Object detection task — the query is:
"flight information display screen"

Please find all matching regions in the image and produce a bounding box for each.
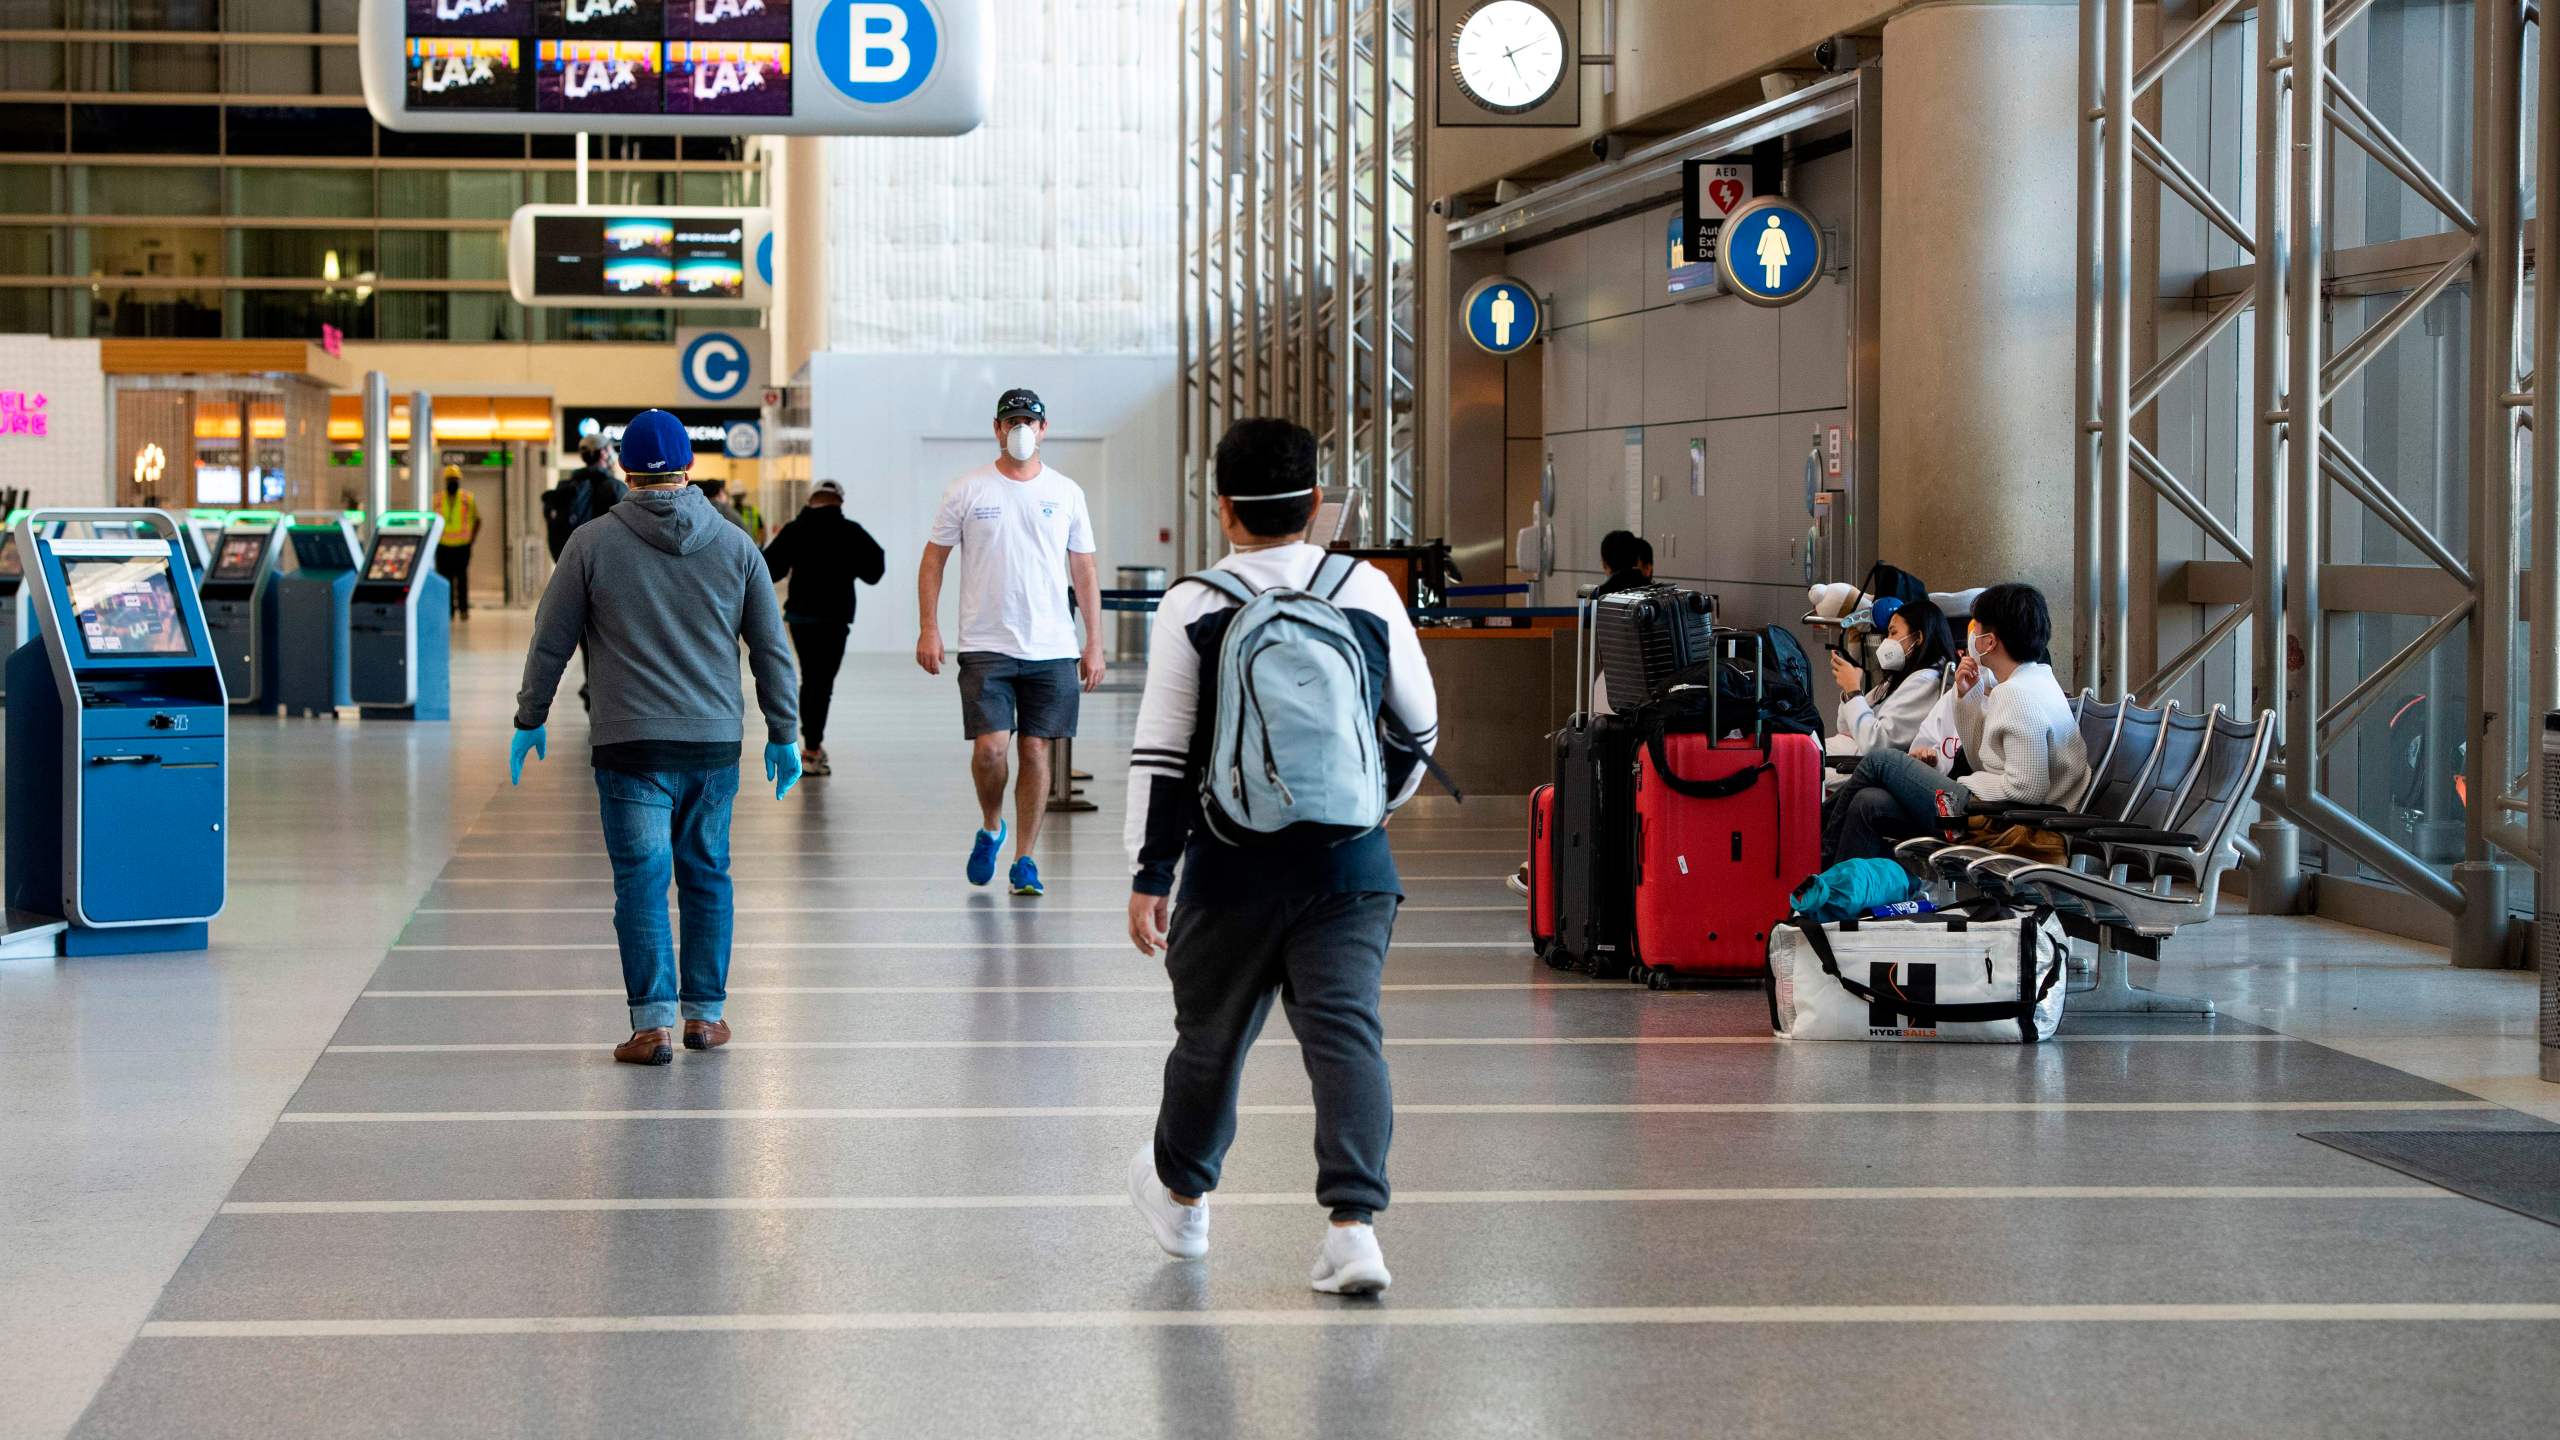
[530,214,748,298]
[210,534,272,583]
[366,535,426,584]
[64,556,193,658]
[400,0,790,115]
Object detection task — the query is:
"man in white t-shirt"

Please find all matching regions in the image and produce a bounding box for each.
[915,388,1106,896]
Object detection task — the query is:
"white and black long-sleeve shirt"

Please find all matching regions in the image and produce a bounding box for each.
[1125,543,1440,901]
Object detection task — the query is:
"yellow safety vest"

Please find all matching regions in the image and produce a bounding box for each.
[437,490,478,546]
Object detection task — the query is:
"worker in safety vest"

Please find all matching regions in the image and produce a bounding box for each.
[435,464,481,620]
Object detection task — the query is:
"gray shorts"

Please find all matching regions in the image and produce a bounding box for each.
[958,652,1081,740]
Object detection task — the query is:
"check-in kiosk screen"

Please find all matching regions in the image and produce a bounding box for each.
[0,536,20,580]
[64,556,194,658]
[366,535,426,584]
[402,0,791,115]
[211,534,270,582]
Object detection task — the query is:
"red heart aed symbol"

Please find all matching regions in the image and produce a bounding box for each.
[1708,179,1745,214]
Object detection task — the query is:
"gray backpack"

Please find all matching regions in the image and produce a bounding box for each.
[1182,553,1386,846]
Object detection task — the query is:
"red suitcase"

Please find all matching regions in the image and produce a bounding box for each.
[1527,783,1558,954]
[1629,718,1821,988]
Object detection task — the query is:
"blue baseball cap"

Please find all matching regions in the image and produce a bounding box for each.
[618,409,693,476]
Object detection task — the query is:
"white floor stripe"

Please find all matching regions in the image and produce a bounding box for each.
[389,941,1516,952]
[319,1034,2297,1053]
[137,1302,2560,1340]
[360,983,1621,997]
[449,849,1519,859]
[411,905,1521,916]
[278,1100,2498,1124]
[428,875,1511,885]
[217,1184,2444,1217]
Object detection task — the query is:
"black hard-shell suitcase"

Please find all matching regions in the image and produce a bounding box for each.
[1549,591,1639,980]
[1595,584,1715,712]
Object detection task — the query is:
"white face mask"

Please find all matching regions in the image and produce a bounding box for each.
[1005,424,1039,463]
[1874,638,1908,672]
[1968,629,1997,661]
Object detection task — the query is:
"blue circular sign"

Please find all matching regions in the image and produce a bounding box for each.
[816,0,941,105]
[755,232,774,287]
[681,332,752,402]
[1460,275,1541,356]
[1715,197,1824,308]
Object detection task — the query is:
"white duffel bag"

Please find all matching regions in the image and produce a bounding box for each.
[1767,908,2069,1043]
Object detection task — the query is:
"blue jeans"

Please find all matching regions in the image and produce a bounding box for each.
[1829,748,1975,862]
[595,766,739,1031]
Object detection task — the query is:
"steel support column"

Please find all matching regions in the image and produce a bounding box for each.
[2538,0,2560,836]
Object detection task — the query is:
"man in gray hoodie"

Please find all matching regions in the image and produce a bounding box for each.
[511,408,802,1066]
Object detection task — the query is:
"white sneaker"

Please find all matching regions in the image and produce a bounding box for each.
[1309,1222,1392,1295]
[1128,1144,1209,1259]
[1505,864,1531,898]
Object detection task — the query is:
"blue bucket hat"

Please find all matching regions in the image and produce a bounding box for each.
[618,409,693,476]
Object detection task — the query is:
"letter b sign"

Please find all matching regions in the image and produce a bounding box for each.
[818,0,941,104]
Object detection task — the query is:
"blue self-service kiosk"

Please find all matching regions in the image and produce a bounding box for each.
[350,510,449,721]
[4,509,224,956]
[272,511,360,717]
[200,511,284,712]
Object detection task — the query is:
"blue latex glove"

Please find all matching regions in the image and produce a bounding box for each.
[764,740,802,800]
[510,725,546,785]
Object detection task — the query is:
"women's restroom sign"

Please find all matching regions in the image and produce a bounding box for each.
[1715,196,1824,308]
[1461,275,1542,356]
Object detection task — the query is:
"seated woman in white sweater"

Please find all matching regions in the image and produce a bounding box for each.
[1826,597,1958,770]
[1828,583,2091,862]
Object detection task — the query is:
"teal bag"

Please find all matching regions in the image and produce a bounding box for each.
[1789,858,1919,923]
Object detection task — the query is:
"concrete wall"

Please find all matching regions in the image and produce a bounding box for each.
[1491,148,1859,641]
[0,336,106,507]
[805,352,1178,653]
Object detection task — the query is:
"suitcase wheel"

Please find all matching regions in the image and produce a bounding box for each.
[1648,970,1673,992]
[1544,949,1577,973]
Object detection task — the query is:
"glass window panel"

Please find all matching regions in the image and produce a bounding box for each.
[228,44,362,98]
[679,136,748,164]
[377,291,524,342]
[231,289,375,341]
[0,286,54,335]
[227,166,373,218]
[67,43,221,93]
[0,165,62,213]
[542,307,671,343]
[228,226,374,280]
[70,165,220,216]
[677,171,753,207]
[226,0,360,30]
[377,228,503,281]
[75,225,221,283]
[378,129,522,160]
[1,42,64,91]
[67,0,218,27]
[226,106,372,157]
[0,102,67,151]
[83,287,222,337]
[0,227,62,275]
[72,103,219,154]
[0,0,66,26]
[379,169,518,219]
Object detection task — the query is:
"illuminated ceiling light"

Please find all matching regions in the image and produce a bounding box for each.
[322,249,342,283]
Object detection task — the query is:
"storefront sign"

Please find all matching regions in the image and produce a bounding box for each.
[0,390,49,437]
[565,406,759,450]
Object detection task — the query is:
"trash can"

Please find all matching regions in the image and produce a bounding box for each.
[1115,565,1167,663]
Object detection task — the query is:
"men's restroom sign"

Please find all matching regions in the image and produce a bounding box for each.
[1460,275,1541,356]
[1715,196,1824,308]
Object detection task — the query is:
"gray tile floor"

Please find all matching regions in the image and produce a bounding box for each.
[15,614,2560,1438]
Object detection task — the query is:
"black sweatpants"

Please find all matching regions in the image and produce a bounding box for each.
[1153,890,1397,1222]
[434,541,472,615]
[789,620,848,747]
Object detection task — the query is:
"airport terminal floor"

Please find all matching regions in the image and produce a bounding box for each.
[6,616,2560,1439]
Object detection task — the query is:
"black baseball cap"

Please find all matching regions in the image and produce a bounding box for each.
[995,388,1045,424]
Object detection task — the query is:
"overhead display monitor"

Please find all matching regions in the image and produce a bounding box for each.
[64,556,195,659]
[360,0,990,136]
[507,205,774,307]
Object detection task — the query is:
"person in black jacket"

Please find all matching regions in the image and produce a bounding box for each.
[543,436,629,561]
[763,480,885,776]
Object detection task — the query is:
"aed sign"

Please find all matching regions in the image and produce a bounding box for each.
[356,0,990,136]
[1460,275,1541,356]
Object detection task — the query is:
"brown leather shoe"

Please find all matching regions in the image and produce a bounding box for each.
[683,1018,731,1051]
[614,1028,674,1065]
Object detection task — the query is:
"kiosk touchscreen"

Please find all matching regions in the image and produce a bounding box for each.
[180,509,228,589]
[272,513,360,717]
[200,512,284,711]
[350,510,450,721]
[3,509,223,955]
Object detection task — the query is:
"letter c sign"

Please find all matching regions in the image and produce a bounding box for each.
[818,0,941,105]
[682,332,752,403]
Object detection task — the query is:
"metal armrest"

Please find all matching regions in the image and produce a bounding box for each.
[1966,800,2065,820]
[2083,826,2200,847]
[2032,814,2116,834]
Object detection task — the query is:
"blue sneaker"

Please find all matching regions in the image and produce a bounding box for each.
[967,821,1007,887]
[1008,855,1045,897]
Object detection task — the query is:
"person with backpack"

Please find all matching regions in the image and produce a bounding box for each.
[544,436,627,561]
[1826,596,1957,757]
[763,480,886,777]
[1122,417,1440,1297]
